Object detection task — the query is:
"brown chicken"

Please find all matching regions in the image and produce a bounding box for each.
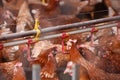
[30,41,62,80]
[53,39,90,80]
[0,46,26,80]
[16,0,34,32]
[31,47,57,67]
[2,0,25,10]
[0,7,16,32]
[105,0,120,16]
[69,42,120,80]
[31,41,61,60]
[55,52,70,67]
[0,60,16,80]
[0,27,27,80]
[40,52,59,80]
[0,60,26,80]
[76,28,120,74]
[12,62,26,80]
[64,61,90,80]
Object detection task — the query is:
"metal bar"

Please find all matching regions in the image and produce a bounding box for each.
[72,64,80,80]
[0,16,120,40]
[0,30,36,40]
[3,23,117,47]
[39,15,120,32]
[32,64,41,80]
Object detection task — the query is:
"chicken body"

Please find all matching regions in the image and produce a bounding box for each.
[70,42,120,80]
[0,60,26,80]
[16,0,34,32]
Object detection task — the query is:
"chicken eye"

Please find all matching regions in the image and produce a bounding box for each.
[86,35,91,42]
[51,47,57,57]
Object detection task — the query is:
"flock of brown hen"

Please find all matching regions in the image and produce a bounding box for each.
[0,0,120,80]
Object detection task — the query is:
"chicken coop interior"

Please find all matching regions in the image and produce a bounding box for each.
[0,0,120,80]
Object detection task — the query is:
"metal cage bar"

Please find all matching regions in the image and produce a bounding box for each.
[2,23,117,47]
[72,64,80,80]
[32,64,41,80]
[0,15,120,41]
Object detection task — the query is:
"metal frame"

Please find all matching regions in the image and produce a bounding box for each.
[2,23,117,47]
[72,64,80,80]
[0,15,120,41]
[32,64,41,80]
